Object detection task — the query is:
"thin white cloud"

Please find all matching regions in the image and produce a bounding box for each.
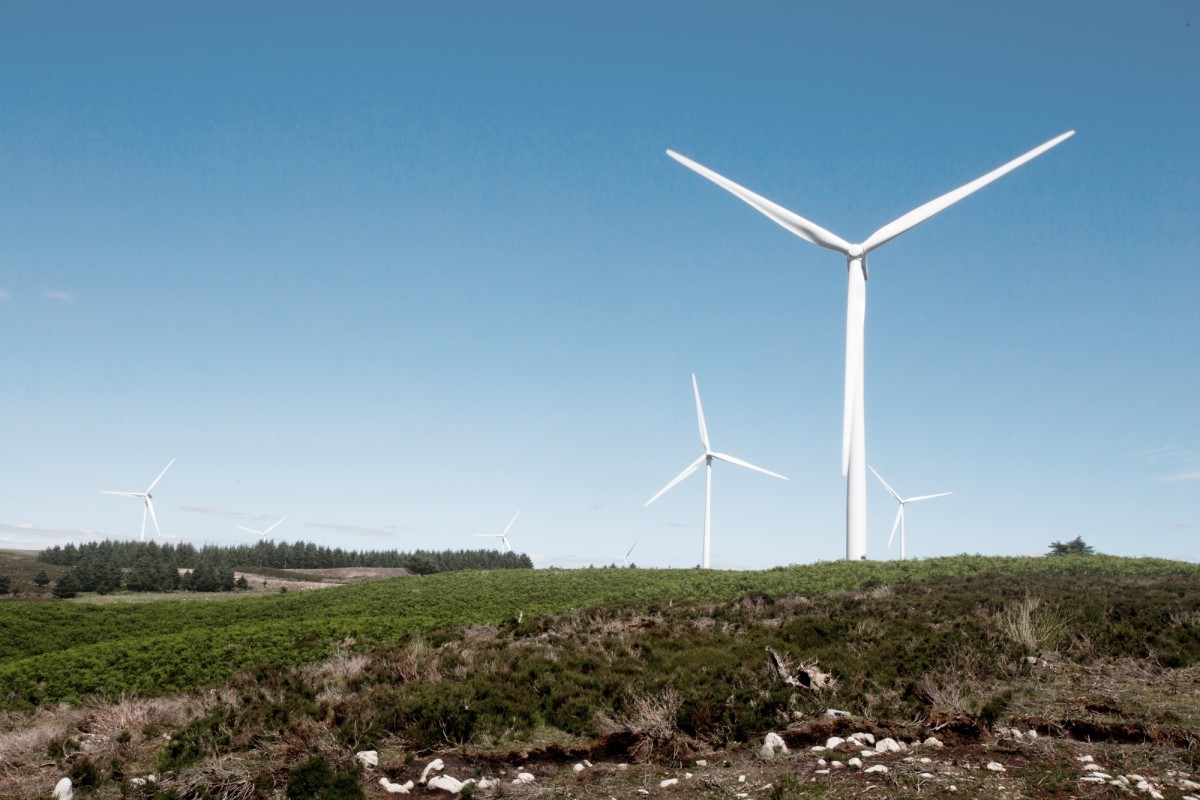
[1141,446,1200,483]
[0,288,10,300]
[304,522,397,537]
[46,290,73,301]
[0,522,105,549]
[180,506,251,519]
[1160,470,1200,483]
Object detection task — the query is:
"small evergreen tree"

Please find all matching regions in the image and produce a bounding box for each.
[1047,536,1096,556]
[53,570,81,599]
[34,569,51,587]
[0,573,11,594]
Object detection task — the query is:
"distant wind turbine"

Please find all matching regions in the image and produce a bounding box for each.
[667,131,1073,560]
[869,466,951,560]
[621,538,639,567]
[237,516,287,541]
[476,511,519,553]
[101,459,175,542]
[645,374,787,569]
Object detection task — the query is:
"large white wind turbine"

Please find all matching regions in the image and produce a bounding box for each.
[645,374,787,569]
[667,131,1073,560]
[237,516,287,541]
[869,466,951,561]
[476,511,519,553]
[101,459,176,542]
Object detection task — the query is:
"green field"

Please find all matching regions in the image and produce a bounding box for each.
[2,554,1198,707]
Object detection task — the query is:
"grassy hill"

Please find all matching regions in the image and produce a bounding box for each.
[3,555,1200,799]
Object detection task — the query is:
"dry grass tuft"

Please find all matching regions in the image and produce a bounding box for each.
[597,688,690,764]
[998,594,1071,654]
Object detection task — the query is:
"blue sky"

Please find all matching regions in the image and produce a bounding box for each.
[2,1,1197,568]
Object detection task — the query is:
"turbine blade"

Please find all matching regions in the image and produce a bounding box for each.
[868,465,903,502]
[644,455,707,507]
[842,268,866,474]
[101,490,140,497]
[906,491,953,503]
[666,150,852,254]
[625,538,639,559]
[235,525,260,535]
[146,497,161,538]
[140,502,149,542]
[710,452,787,480]
[887,505,904,548]
[692,374,711,452]
[146,458,176,493]
[503,510,520,537]
[861,131,1075,253]
[263,516,287,535]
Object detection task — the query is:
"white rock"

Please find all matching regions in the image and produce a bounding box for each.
[919,757,932,764]
[1009,728,1024,740]
[378,778,413,794]
[761,732,789,757]
[427,775,465,794]
[1089,772,1113,780]
[817,759,827,766]
[922,736,944,748]
[572,763,585,774]
[1076,755,1095,763]
[684,773,693,779]
[1026,729,1038,739]
[831,761,845,770]
[419,758,445,784]
[1082,763,1104,772]
[848,758,862,769]
[659,778,679,788]
[476,778,498,789]
[1182,780,1200,791]
[825,708,851,718]
[52,779,73,800]
[875,737,902,753]
[695,759,706,767]
[920,772,935,778]
[860,749,876,758]
[637,790,650,796]
[825,736,846,749]
[865,764,889,774]
[986,761,1006,772]
[1128,774,1147,782]
[738,775,746,783]
[814,769,830,775]
[355,750,378,768]
[949,785,957,792]
[849,731,876,745]
[583,760,593,768]
[810,745,827,752]
[514,772,536,784]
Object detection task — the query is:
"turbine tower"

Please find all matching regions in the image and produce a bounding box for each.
[645,374,787,568]
[102,458,176,542]
[476,511,519,552]
[869,466,951,560]
[667,131,1073,560]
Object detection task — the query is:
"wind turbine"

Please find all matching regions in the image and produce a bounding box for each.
[476,511,519,553]
[620,538,639,567]
[667,131,1073,560]
[869,466,951,561]
[101,458,175,542]
[236,516,287,541]
[645,374,787,569]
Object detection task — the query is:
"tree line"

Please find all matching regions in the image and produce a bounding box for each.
[35,539,533,597]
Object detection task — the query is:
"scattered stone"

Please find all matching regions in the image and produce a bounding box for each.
[1026,729,1038,739]
[583,760,593,768]
[1082,763,1104,772]
[826,736,846,750]
[761,732,789,757]
[848,758,862,769]
[919,757,932,764]
[949,786,957,792]
[1077,755,1095,763]
[920,772,935,778]
[922,736,944,749]
[814,769,830,775]
[427,775,465,794]
[825,709,851,719]
[355,750,378,768]
[659,778,679,788]
[695,759,707,767]
[513,772,535,785]
[572,763,585,774]
[52,778,72,800]
[684,773,693,779]
[1182,780,1200,791]
[860,749,876,758]
[849,731,875,745]
[817,759,828,766]
[875,737,902,753]
[419,758,445,784]
[831,761,845,770]
[1009,728,1025,740]
[378,777,413,794]
[865,764,889,774]
[986,762,1006,772]
[811,745,827,752]
[477,778,498,789]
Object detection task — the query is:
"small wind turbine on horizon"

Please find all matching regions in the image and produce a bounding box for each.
[236,516,287,541]
[667,131,1073,561]
[869,465,951,560]
[645,374,787,569]
[101,459,175,542]
[476,511,519,553]
[620,538,639,567]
